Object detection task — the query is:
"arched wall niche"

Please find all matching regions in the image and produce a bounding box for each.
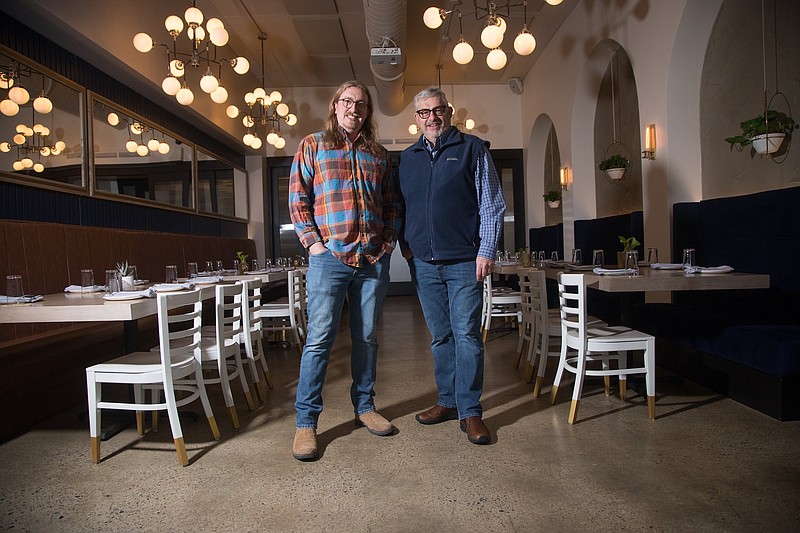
[526,113,560,233]
[700,0,800,197]
[543,125,564,227]
[593,44,644,217]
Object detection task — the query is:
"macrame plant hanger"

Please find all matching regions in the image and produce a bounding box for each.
[602,48,632,184]
[761,0,792,163]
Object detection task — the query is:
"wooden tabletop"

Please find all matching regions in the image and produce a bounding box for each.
[0,271,290,325]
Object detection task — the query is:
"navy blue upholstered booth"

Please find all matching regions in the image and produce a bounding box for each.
[529,223,564,261]
[632,187,800,420]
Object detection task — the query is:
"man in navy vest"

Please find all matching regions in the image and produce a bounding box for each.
[398,87,505,445]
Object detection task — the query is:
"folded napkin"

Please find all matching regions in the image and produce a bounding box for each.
[103,288,156,299]
[593,267,637,276]
[64,284,105,293]
[151,282,195,292]
[0,294,44,304]
[134,279,149,286]
[651,263,685,270]
[496,261,519,266]
[684,265,734,274]
[191,275,223,283]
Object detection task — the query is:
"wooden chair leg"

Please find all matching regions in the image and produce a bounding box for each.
[647,396,656,420]
[603,375,611,396]
[568,399,580,425]
[244,390,255,411]
[228,406,240,429]
[174,437,189,467]
[90,437,101,464]
[135,411,144,436]
[549,384,559,405]
[533,376,543,398]
[619,378,627,401]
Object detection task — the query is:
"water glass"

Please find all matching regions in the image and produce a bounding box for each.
[624,250,639,275]
[204,261,214,274]
[129,265,138,281]
[682,248,696,267]
[647,248,659,264]
[537,251,545,265]
[215,260,224,272]
[551,251,559,262]
[571,249,582,265]
[187,262,198,279]
[105,269,121,293]
[592,249,605,267]
[80,269,94,293]
[165,265,178,283]
[6,274,23,298]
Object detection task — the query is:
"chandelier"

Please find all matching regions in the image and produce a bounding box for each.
[225,33,297,151]
[0,62,62,173]
[408,64,474,134]
[423,0,561,70]
[106,112,171,157]
[132,0,250,106]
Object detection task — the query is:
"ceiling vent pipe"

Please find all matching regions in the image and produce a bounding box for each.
[364,0,407,116]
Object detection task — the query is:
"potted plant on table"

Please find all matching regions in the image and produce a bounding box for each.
[116,260,135,290]
[598,154,629,180]
[236,251,249,274]
[724,109,797,156]
[543,190,561,208]
[617,235,641,267]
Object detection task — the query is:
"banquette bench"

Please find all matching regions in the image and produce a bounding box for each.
[631,188,800,420]
[0,219,256,441]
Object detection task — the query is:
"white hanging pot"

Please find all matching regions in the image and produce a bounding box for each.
[605,168,626,180]
[547,200,560,208]
[751,133,786,154]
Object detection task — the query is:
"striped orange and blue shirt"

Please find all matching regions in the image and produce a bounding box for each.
[289,131,402,267]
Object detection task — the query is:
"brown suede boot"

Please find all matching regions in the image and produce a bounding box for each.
[292,428,318,461]
[355,411,395,436]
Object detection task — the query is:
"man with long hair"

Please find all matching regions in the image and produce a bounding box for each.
[288,80,402,461]
[399,87,505,445]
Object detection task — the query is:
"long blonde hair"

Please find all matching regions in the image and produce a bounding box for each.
[322,80,384,157]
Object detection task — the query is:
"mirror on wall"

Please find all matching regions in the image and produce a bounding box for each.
[90,94,193,209]
[0,47,84,188]
[197,148,244,219]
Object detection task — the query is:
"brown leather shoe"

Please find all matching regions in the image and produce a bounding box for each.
[292,428,318,461]
[459,416,490,445]
[415,404,458,425]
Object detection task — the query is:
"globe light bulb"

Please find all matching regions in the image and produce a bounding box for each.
[21,157,34,168]
[40,146,51,156]
[24,126,34,137]
[266,132,278,145]
[243,132,254,146]
[209,27,229,47]
[130,122,143,135]
[497,17,507,34]
[200,71,219,94]
[465,118,476,130]
[481,20,504,49]
[13,133,25,145]
[232,57,250,74]
[286,114,298,126]
[244,92,257,105]
[41,126,50,137]
[270,90,283,103]
[423,7,444,29]
[162,75,181,95]
[13,160,24,171]
[0,99,19,116]
[33,95,53,114]
[50,147,62,156]
[276,103,289,117]
[158,142,170,154]
[107,112,120,126]
[16,124,27,133]
[453,40,474,64]
[253,87,267,100]
[148,138,160,151]
[126,140,138,152]
[514,30,536,56]
[184,6,204,26]
[0,73,14,89]
[170,59,185,77]
[176,85,194,105]
[187,26,205,42]
[486,48,508,70]
[250,136,262,149]
[210,85,228,103]
[33,162,44,173]
[136,144,148,156]
[54,140,66,152]
[33,123,45,134]
[408,124,418,135]
[546,0,564,5]
[226,105,240,118]
[165,15,183,34]
[133,32,154,53]
[0,142,9,152]
[242,115,254,128]
[274,137,286,149]
[9,85,30,105]
[206,18,224,32]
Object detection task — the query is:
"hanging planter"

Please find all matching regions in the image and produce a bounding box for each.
[598,154,629,181]
[752,133,786,154]
[725,109,796,156]
[547,200,561,208]
[543,190,561,208]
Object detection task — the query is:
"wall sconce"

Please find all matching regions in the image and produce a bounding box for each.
[642,123,656,159]
[559,166,570,190]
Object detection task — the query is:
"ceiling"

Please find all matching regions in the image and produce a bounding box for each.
[3,0,577,149]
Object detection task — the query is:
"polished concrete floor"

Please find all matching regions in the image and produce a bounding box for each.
[2,295,799,532]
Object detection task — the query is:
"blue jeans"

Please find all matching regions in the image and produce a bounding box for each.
[295,250,391,428]
[409,258,484,419]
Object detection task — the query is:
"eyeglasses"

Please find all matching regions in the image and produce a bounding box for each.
[337,98,368,110]
[415,106,448,119]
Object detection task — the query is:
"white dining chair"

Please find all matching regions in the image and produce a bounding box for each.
[550,273,656,424]
[85,289,220,466]
[481,274,521,343]
[238,277,273,402]
[260,269,306,355]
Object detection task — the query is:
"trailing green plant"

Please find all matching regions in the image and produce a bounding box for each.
[598,154,629,171]
[618,235,641,251]
[543,190,561,202]
[115,260,133,277]
[725,109,797,152]
[236,250,249,264]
